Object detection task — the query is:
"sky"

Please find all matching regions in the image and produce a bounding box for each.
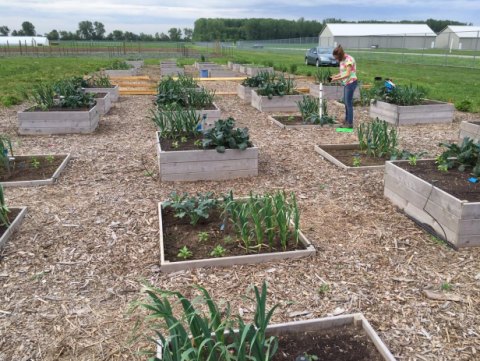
[0,0,478,36]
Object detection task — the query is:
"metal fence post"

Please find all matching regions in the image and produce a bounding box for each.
[421,33,426,65]
[472,31,479,69]
[401,34,406,63]
[384,35,389,62]
[357,36,360,59]
[444,31,451,67]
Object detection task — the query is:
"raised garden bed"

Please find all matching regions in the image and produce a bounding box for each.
[104,69,138,77]
[310,83,359,100]
[370,100,454,125]
[227,61,233,69]
[197,63,222,71]
[269,115,340,129]
[125,60,144,68]
[0,207,27,250]
[0,154,71,187]
[18,106,99,135]
[158,103,221,130]
[194,61,215,70]
[314,144,386,171]
[237,84,258,101]
[161,67,184,76]
[84,85,119,102]
[251,90,304,112]
[246,66,274,76]
[384,159,480,247]
[459,121,480,142]
[208,69,237,77]
[93,93,111,116]
[158,199,313,272]
[239,65,253,73]
[156,131,257,182]
[155,313,394,360]
[232,63,241,71]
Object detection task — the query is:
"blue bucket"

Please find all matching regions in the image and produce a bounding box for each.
[200,69,209,78]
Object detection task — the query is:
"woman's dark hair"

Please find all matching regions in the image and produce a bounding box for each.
[333,45,345,60]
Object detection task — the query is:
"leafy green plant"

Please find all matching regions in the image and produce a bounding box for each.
[373,83,428,106]
[162,191,217,226]
[357,118,399,158]
[0,184,10,227]
[30,157,40,169]
[181,136,188,143]
[200,54,206,62]
[198,232,209,242]
[172,141,179,149]
[287,115,294,122]
[202,118,250,153]
[408,156,418,166]
[241,71,276,88]
[353,157,361,167]
[455,100,473,112]
[295,95,318,123]
[317,284,329,294]
[186,88,215,109]
[178,246,193,260]
[313,68,333,84]
[257,74,295,99]
[1,95,22,107]
[304,352,319,361]
[210,245,226,258]
[306,100,338,126]
[176,74,198,89]
[194,139,202,147]
[441,283,453,291]
[389,149,428,161]
[45,155,55,164]
[289,64,298,74]
[437,137,480,177]
[106,61,133,70]
[224,235,232,244]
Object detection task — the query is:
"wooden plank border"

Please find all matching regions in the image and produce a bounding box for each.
[269,115,341,130]
[0,207,27,250]
[314,144,385,171]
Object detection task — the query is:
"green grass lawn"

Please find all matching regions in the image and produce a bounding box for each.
[1,54,478,112]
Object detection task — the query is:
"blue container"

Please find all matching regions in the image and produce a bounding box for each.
[200,69,209,78]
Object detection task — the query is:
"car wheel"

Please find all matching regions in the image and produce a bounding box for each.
[315,59,320,67]
[305,58,309,66]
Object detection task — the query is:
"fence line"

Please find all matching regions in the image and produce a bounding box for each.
[235,31,480,69]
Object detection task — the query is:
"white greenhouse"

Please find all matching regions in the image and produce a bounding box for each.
[0,36,50,46]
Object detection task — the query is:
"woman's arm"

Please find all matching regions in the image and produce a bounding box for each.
[332,65,351,81]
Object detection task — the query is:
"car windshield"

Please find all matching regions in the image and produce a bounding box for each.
[318,48,333,54]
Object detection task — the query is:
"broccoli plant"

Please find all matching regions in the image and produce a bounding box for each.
[202,118,250,153]
[162,191,218,226]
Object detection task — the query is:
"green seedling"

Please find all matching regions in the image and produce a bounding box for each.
[224,235,232,244]
[143,170,155,177]
[438,164,448,172]
[181,137,188,143]
[194,139,202,147]
[198,232,209,242]
[318,184,325,190]
[172,141,179,149]
[441,283,453,291]
[317,284,329,294]
[210,245,226,258]
[31,272,44,281]
[408,156,418,166]
[177,246,193,260]
[30,157,40,169]
[353,157,361,167]
[287,115,294,122]
[304,353,319,361]
[45,155,55,164]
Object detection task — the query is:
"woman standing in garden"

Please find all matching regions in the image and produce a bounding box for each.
[331,44,358,129]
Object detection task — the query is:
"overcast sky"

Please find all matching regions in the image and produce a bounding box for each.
[1,0,478,36]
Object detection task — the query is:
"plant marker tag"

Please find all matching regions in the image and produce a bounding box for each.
[303,121,306,124]
[3,149,7,155]
[469,177,478,183]
[19,163,24,167]
[197,124,202,130]
[220,223,225,230]
[355,154,360,156]
[336,128,354,132]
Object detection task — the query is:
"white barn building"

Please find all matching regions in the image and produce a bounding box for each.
[435,26,480,50]
[0,36,50,46]
[319,24,436,49]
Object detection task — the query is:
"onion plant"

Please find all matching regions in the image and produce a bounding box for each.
[313,68,333,84]
[0,184,10,227]
[186,88,215,108]
[358,118,399,157]
[106,61,133,70]
[0,135,13,177]
[149,104,201,139]
[295,95,318,123]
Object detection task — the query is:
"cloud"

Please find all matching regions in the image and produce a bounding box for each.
[0,0,477,35]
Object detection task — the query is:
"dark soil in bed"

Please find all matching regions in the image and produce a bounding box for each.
[0,208,22,239]
[0,156,66,182]
[468,121,480,126]
[272,115,336,126]
[25,107,92,112]
[162,207,304,262]
[159,135,253,152]
[323,147,387,167]
[271,324,383,361]
[397,160,480,202]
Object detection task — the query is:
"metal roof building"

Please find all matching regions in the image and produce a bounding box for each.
[0,36,49,46]
[435,26,480,50]
[319,24,436,49]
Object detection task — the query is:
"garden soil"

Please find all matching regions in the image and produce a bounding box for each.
[0,157,65,182]
[0,64,479,360]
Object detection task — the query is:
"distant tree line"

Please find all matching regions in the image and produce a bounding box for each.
[0,21,194,42]
[192,18,473,41]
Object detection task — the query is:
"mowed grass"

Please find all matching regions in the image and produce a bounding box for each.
[0,58,115,106]
[0,54,478,112]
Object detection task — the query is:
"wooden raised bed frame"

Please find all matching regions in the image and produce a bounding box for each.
[1,154,71,187]
[370,100,454,125]
[237,84,258,101]
[95,93,111,116]
[251,90,304,112]
[310,83,359,100]
[246,66,274,76]
[459,121,480,142]
[18,106,100,135]
[104,69,138,77]
[125,60,144,68]
[84,85,119,102]
[314,144,385,171]
[269,116,340,130]
[156,131,258,182]
[158,199,313,272]
[0,207,27,250]
[156,314,395,360]
[208,69,237,78]
[384,160,480,247]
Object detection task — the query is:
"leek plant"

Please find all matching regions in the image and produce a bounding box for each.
[0,135,13,177]
[106,61,133,70]
[272,191,293,251]
[313,68,333,84]
[0,185,10,227]
[186,88,215,108]
[149,104,202,139]
[357,118,399,157]
[177,74,198,89]
[295,95,318,123]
